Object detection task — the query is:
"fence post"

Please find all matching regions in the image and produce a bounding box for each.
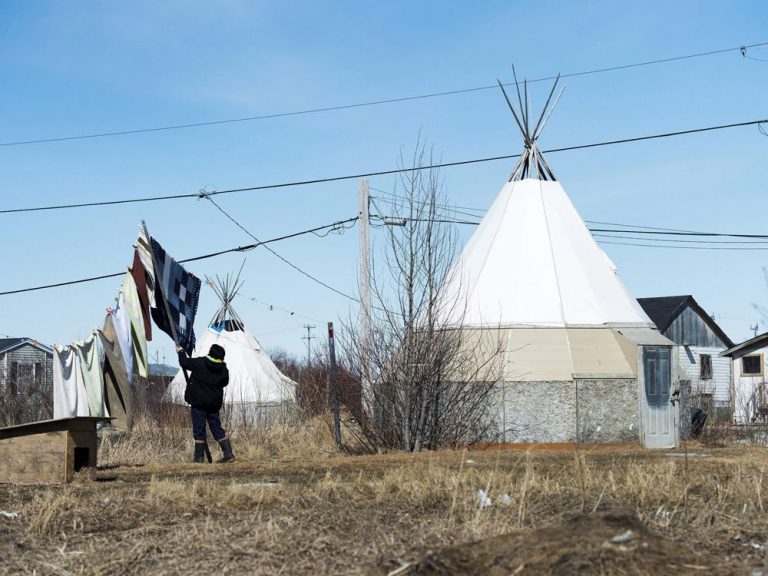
[328,322,341,447]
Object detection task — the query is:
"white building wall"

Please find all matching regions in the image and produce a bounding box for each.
[731,346,768,424]
[677,345,732,404]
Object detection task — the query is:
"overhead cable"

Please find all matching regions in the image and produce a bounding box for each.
[386,215,768,243]
[2,42,765,148]
[2,118,767,215]
[596,240,768,251]
[0,216,359,296]
[201,193,359,302]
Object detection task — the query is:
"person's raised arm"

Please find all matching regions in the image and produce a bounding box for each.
[177,346,193,370]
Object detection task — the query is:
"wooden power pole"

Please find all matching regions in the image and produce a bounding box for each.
[358,178,372,409]
[327,322,341,446]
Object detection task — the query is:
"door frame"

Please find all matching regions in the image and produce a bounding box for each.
[638,344,679,449]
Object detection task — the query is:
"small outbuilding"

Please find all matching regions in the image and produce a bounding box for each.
[0,417,105,484]
[638,296,734,420]
[0,337,54,427]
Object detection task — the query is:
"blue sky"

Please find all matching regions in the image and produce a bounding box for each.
[1,1,767,361]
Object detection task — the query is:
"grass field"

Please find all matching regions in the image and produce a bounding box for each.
[1,420,767,575]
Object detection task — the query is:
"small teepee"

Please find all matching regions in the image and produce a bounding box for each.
[167,273,296,420]
[440,72,678,448]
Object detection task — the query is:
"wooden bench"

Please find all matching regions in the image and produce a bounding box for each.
[0,417,108,484]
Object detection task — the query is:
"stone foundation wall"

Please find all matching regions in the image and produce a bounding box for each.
[493,379,641,443]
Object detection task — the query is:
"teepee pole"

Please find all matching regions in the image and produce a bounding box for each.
[530,74,560,139]
[497,80,527,142]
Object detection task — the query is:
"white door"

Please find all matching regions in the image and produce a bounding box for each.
[642,346,677,448]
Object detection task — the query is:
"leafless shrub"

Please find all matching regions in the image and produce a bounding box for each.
[342,140,503,453]
[0,363,53,426]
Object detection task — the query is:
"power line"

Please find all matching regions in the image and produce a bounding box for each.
[591,233,768,245]
[590,228,768,239]
[2,117,766,216]
[201,193,359,302]
[375,192,768,240]
[0,216,359,296]
[237,293,322,323]
[2,42,765,148]
[374,193,764,238]
[584,220,705,234]
[381,214,768,244]
[596,239,768,251]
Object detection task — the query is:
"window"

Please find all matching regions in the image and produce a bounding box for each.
[700,354,712,380]
[17,364,33,383]
[742,355,763,376]
[9,361,17,395]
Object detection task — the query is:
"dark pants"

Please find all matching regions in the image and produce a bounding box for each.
[191,407,227,442]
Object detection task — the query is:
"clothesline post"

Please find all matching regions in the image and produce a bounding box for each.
[141,220,212,463]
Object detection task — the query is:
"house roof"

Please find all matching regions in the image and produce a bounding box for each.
[0,337,54,355]
[637,295,734,348]
[721,331,768,357]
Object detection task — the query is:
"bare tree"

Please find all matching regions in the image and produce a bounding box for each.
[0,361,53,427]
[342,140,503,452]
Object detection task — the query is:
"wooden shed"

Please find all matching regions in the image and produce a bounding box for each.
[0,417,106,484]
[638,295,734,419]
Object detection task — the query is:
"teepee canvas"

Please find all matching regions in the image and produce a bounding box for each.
[167,274,296,419]
[442,73,678,448]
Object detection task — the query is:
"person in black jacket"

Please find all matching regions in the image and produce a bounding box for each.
[177,343,235,463]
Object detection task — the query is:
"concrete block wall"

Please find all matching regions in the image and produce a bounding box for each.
[494,379,641,444]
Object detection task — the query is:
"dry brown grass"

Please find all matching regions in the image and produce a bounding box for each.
[1,428,767,575]
[98,414,340,467]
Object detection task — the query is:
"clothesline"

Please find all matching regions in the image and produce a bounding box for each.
[53,223,202,430]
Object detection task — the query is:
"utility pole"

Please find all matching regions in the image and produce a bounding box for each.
[302,324,316,366]
[327,322,341,447]
[752,323,760,337]
[359,178,372,409]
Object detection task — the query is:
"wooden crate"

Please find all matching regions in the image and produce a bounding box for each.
[0,417,105,484]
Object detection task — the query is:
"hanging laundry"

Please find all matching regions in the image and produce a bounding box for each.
[130,248,153,341]
[122,272,148,378]
[53,345,90,419]
[98,314,134,431]
[136,225,156,309]
[73,334,108,418]
[149,236,201,355]
[112,291,134,385]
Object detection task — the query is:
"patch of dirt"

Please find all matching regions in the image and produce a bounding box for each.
[398,512,743,576]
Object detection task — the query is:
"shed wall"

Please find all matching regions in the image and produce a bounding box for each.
[665,307,728,348]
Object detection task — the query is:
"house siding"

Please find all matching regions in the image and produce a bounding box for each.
[665,307,728,348]
[0,343,54,393]
[677,345,732,404]
[656,306,732,416]
[0,342,54,426]
[729,345,768,424]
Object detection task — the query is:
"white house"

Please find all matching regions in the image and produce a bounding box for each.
[721,332,768,424]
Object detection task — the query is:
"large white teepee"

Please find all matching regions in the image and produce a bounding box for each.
[436,72,676,448]
[440,178,654,328]
[167,275,296,408]
[440,73,653,330]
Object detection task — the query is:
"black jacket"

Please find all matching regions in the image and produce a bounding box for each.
[178,352,230,412]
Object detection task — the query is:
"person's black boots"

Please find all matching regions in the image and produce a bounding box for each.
[193,442,207,463]
[217,438,235,463]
